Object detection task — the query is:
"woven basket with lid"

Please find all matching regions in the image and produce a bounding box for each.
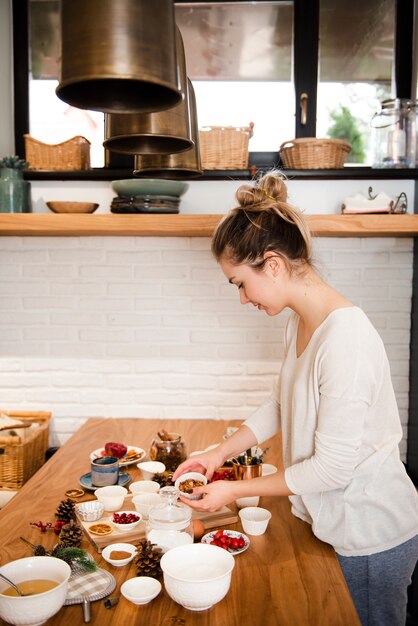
[279,137,351,169]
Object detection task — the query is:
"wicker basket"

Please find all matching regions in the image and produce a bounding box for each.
[279,138,351,169]
[24,135,91,171]
[199,124,254,170]
[0,411,51,490]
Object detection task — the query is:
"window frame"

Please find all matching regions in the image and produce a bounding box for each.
[12,0,414,178]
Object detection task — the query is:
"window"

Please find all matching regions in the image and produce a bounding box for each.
[13,0,414,174]
[316,0,395,164]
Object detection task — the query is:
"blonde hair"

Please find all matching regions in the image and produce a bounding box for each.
[211,169,312,273]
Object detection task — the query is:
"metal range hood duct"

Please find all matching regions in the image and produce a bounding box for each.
[133,81,203,179]
[56,0,182,114]
[103,29,192,155]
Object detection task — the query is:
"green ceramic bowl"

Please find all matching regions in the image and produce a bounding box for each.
[111,179,189,198]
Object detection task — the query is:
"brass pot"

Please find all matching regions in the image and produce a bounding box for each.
[103,29,192,154]
[56,0,181,114]
[232,460,263,481]
[133,81,203,179]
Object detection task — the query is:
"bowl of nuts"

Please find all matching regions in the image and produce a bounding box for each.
[174,472,207,500]
[111,511,142,532]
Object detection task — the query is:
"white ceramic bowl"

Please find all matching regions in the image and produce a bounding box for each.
[129,480,160,495]
[76,500,104,522]
[0,556,71,626]
[235,496,260,509]
[101,542,137,567]
[132,493,161,520]
[262,463,278,477]
[121,576,162,605]
[94,485,127,511]
[136,461,166,480]
[174,472,208,500]
[111,510,142,532]
[160,543,235,611]
[239,506,272,536]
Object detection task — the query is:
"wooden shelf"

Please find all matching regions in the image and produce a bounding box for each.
[1,213,418,237]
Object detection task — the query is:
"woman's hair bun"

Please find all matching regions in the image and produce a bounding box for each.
[236,170,288,207]
[258,170,288,202]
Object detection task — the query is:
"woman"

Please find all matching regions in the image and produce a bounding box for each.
[173,170,418,626]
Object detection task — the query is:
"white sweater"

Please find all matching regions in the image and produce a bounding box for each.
[244,307,418,556]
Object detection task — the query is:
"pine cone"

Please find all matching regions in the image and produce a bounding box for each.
[134,540,162,578]
[153,471,174,487]
[55,498,76,523]
[57,520,83,548]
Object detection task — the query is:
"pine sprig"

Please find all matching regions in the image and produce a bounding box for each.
[50,546,97,573]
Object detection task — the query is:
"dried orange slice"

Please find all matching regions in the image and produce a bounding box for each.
[89,523,113,535]
[65,488,85,499]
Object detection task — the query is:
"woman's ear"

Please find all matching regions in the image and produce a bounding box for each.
[263,252,282,277]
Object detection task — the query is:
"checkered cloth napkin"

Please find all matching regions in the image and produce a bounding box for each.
[65,569,115,603]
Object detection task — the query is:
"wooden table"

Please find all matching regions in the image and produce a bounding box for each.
[0,418,360,626]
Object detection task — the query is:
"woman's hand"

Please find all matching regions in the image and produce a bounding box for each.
[172,447,225,482]
[180,480,237,513]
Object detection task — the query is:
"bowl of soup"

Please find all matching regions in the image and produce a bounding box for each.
[0,556,71,626]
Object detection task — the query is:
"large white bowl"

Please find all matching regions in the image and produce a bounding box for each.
[160,543,235,611]
[0,556,71,626]
[94,485,127,511]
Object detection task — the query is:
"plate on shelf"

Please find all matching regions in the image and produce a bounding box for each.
[201,530,250,555]
[90,446,146,466]
[79,471,131,491]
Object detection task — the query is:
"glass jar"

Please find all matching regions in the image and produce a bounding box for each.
[149,433,187,472]
[147,486,194,553]
[0,167,32,213]
[371,98,417,168]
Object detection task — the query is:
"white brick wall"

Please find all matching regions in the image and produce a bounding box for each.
[0,235,413,460]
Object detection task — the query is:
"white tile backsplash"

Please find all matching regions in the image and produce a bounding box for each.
[0,234,413,462]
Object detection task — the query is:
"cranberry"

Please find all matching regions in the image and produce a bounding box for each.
[113,512,139,524]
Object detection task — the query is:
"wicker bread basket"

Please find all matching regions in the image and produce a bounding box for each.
[24,135,91,171]
[0,410,51,490]
[279,137,351,169]
[199,124,254,170]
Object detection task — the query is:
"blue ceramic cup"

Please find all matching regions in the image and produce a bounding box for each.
[91,456,119,487]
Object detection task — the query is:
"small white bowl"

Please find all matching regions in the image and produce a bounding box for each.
[235,496,260,509]
[239,506,272,536]
[262,463,278,476]
[111,510,142,532]
[129,480,161,495]
[137,461,165,480]
[94,485,127,511]
[175,472,207,500]
[102,543,136,567]
[132,493,161,520]
[76,500,105,522]
[121,576,162,605]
